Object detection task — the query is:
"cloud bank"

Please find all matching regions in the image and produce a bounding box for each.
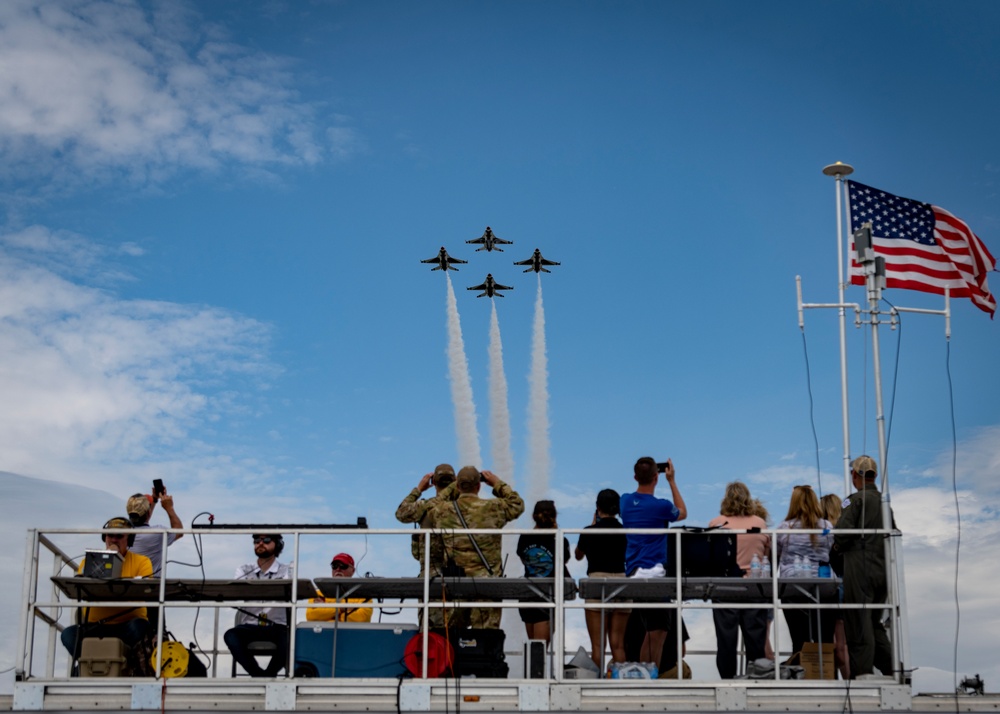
[0,0,358,193]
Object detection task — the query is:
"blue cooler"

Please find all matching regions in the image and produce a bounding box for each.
[294,622,418,678]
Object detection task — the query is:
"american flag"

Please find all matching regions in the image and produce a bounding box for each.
[847,180,996,317]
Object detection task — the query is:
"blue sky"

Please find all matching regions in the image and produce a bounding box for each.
[1,0,999,692]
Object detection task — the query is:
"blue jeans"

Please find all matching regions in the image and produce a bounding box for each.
[61,618,149,660]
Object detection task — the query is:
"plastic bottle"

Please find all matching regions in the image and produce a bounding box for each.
[750,553,762,578]
[761,558,771,579]
[794,555,804,577]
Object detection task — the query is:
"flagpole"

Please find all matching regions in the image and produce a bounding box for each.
[854,224,904,681]
[822,162,855,496]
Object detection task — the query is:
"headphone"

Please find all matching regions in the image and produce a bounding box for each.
[253,533,284,558]
[102,516,136,547]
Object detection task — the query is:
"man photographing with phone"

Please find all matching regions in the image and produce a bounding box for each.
[126,480,184,576]
[620,456,689,674]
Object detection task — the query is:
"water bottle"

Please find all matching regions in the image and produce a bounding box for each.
[750,553,762,578]
[762,558,771,579]
[794,555,804,577]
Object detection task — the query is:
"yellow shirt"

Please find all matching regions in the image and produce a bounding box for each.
[305,596,373,623]
[78,550,153,623]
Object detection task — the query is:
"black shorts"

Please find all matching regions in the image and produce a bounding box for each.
[519,607,550,625]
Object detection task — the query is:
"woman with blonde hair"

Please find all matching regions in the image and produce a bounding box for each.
[820,492,849,679]
[707,481,770,678]
[820,493,842,526]
[777,485,834,657]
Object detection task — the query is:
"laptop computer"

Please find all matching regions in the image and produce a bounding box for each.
[83,550,124,579]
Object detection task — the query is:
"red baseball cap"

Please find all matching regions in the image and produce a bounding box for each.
[331,553,355,567]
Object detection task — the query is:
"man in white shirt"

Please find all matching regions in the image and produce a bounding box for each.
[223,534,292,677]
[127,491,183,576]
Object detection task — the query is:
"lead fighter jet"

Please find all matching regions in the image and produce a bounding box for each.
[514,248,560,274]
[421,246,468,271]
[467,226,513,253]
[467,274,513,298]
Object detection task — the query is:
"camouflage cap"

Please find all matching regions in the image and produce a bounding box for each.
[851,455,878,479]
[456,465,481,486]
[126,493,152,519]
[433,463,456,486]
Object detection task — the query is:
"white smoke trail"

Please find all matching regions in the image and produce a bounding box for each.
[445,273,482,466]
[488,301,515,485]
[525,275,550,507]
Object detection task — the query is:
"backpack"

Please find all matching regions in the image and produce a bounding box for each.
[521,544,554,577]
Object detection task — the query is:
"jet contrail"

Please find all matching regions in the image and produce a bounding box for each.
[488,301,515,486]
[445,273,482,466]
[525,275,550,507]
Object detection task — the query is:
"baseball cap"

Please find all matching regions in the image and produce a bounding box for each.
[456,465,481,486]
[126,493,152,519]
[851,455,878,479]
[433,463,456,485]
[331,553,355,568]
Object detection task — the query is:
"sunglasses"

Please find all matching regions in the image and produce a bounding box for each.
[252,536,274,544]
[330,561,351,571]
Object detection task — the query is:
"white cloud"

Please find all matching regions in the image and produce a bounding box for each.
[0,226,276,489]
[327,125,366,160]
[0,0,335,192]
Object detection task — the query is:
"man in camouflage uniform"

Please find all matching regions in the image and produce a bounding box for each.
[427,465,524,629]
[833,455,895,679]
[395,463,456,577]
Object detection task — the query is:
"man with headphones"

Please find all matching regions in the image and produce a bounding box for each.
[60,517,154,666]
[224,533,292,677]
[127,490,183,576]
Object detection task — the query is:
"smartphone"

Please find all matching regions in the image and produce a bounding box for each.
[152,479,165,502]
[656,462,669,473]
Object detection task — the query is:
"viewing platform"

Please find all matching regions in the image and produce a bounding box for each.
[10,525,991,713]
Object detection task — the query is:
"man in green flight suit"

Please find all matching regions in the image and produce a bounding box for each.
[427,465,525,629]
[833,454,895,679]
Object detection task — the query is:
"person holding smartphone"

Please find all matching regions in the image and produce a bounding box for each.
[126,481,183,576]
[620,457,688,674]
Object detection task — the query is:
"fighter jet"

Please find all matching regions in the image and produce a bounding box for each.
[420,247,468,271]
[467,226,514,253]
[467,274,514,298]
[514,248,561,274]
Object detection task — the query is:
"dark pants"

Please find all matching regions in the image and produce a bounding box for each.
[713,608,768,679]
[224,625,289,677]
[843,558,893,677]
[61,619,149,661]
[783,606,835,656]
[624,609,688,670]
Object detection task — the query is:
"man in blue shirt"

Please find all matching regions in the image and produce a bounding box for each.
[621,457,687,574]
[620,457,688,673]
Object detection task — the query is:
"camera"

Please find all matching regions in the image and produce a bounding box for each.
[152,479,166,503]
[656,462,669,473]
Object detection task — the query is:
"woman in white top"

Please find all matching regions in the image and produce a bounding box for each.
[776,485,834,657]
